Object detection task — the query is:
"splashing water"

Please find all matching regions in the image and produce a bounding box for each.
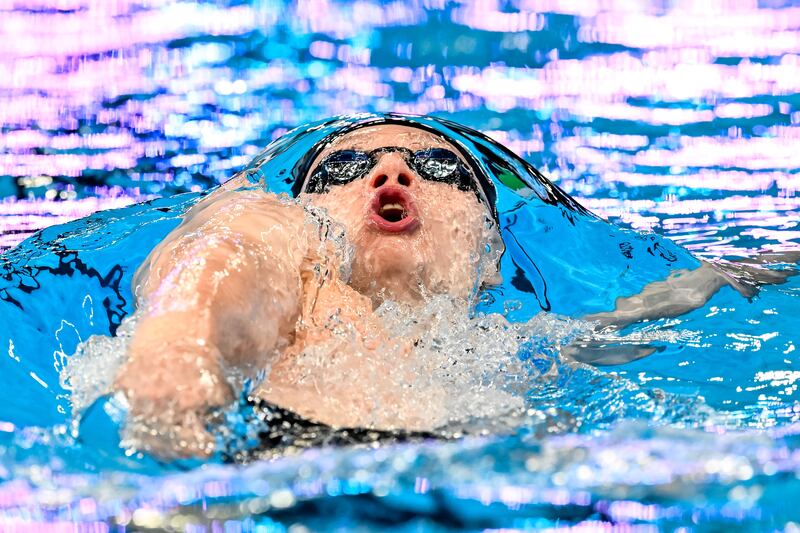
[59,197,595,456]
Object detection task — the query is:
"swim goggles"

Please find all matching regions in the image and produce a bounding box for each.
[303,146,478,194]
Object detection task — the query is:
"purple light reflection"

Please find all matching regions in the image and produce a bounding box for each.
[0,196,146,251]
[1,0,796,256]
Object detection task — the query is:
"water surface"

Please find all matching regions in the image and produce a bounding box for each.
[1,1,800,530]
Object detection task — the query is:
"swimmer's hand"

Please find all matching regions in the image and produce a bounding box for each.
[114,331,233,459]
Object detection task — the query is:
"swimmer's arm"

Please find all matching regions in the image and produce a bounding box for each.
[583,262,731,329]
[564,256,800,366]
[585,253,800,329]
[113,189,310,454]
[564,263,740,365]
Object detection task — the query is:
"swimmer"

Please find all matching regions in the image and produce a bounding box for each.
[111,117,798,458]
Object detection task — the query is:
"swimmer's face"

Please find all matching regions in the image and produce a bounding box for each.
[303,124,494,304]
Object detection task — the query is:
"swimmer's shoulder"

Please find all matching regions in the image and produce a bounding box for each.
[137,185,311,289]
[144,174,309,265]
[187,177,306,230]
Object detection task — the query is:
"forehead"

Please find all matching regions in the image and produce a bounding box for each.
[316,124,460,159]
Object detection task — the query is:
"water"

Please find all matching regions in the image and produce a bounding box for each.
[1,0,800,530]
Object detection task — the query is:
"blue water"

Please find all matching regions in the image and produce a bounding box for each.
[1,1,800,530]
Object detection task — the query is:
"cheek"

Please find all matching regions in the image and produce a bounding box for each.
[419,192,485,251]
[308,186,368,234]
[328,202,363,229]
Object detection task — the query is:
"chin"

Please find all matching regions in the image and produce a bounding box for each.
[349,231,428,302]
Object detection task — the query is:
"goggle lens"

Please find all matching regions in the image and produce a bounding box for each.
[306,146,474,193]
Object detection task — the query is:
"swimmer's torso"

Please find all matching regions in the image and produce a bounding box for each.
[256,254,448,431]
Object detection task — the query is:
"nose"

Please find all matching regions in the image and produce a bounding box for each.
[369,152,415,189]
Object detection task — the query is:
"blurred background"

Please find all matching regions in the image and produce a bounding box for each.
[1,0,799,257]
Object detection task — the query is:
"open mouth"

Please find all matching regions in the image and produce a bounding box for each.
[369,187,419,234]
[379,202,406,222]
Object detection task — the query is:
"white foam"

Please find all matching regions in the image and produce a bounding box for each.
[60,313,139,416]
